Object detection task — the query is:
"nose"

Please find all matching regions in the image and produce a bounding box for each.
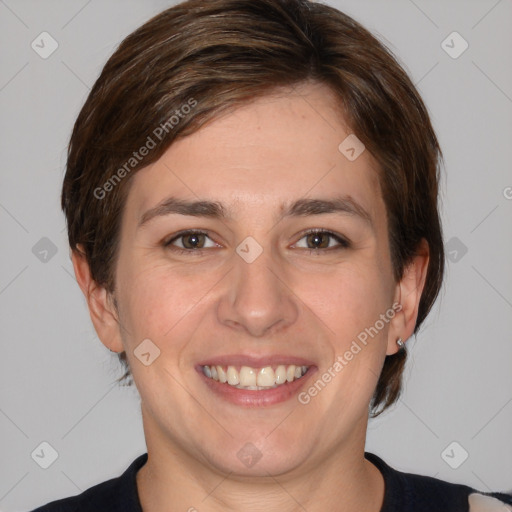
[216,243,300,338]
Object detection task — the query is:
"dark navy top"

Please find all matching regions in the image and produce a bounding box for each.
[30,452,512,511]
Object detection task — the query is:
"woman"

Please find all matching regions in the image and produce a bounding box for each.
[31,0,512,510]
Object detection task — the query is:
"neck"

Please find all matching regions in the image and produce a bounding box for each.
[136,411,385,512]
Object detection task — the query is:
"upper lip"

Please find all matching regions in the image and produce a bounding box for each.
[197,354,316,368]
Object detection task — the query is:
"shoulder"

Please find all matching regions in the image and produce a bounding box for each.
[28,453,148,512]
[469,492,512,511]
[365,452,512,512]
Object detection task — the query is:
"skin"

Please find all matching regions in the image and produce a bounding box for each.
[72,81,429,512]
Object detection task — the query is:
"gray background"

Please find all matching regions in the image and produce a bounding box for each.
[1,0,511,510]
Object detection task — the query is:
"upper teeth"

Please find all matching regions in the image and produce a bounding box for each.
[202,364,308,389]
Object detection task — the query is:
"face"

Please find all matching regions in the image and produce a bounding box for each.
[84,81,420,478]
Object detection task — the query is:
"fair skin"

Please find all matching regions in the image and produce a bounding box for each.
[72,81,429,512]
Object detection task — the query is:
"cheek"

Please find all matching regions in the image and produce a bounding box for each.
[116,258,204,342]
[116,256,234,365]
[295,261,393,343]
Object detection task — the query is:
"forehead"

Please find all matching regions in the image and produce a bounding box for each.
[125,82,383,225]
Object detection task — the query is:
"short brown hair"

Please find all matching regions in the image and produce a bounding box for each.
[62,0,444,417]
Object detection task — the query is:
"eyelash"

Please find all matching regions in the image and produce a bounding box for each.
[162,228,351,256]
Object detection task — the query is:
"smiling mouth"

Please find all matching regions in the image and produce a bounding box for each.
[202,364,309,390]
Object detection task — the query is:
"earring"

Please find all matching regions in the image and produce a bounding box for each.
[396,338,405,349]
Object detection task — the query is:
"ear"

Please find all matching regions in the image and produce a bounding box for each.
[386,238,430,355]
[71,244,124,353]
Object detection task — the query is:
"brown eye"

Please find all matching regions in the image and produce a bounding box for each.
[306,232,330,249]
[295,229,350,251]
[180,232,206,249]
[164,230,216,253]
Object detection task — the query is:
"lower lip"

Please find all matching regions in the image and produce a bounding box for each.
[196,366,317,407]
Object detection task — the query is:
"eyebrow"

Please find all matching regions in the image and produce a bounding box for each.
[138,194,373,228]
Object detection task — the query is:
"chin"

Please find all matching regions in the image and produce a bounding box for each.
[196,428,316,479]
